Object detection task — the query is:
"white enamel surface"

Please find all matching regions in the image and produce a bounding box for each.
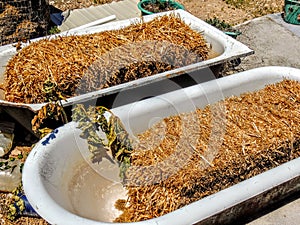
[23,66,300,224]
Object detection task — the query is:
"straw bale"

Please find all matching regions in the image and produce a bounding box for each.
[115,79,300,222]
[1,15,210,103]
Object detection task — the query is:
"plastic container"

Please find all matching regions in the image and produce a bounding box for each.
[137,0,185,15]
[224,31,242,39]
[0,132,14,157]
[0,159,22,192]
[23,66,300,225]
[0,121,15,157]
[284,0,300,25]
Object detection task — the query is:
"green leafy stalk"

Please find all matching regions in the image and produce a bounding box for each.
[72,104,132,181]
[31,78,68,136]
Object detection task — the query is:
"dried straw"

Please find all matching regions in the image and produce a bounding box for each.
[115,79,300,222]
[1,15,210,103]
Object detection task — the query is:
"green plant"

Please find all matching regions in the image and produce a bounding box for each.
[72,104,132,181]
[205,17,231,31]
[31,78,68,137]
[156,0,170,10]
[225,0,249,9]
[205,17,240,33]
[48,26,60,35]
[141,0,183,13]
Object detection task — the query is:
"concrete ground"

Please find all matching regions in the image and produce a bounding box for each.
[249,197,300,225]
[235,13,300,71]
[233,13,300,225]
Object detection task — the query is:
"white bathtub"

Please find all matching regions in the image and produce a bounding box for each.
[0,9,252,112]
[22,66,300,225]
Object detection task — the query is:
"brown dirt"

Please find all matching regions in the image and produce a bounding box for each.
[50,0,284,25]
[180,0,283,25]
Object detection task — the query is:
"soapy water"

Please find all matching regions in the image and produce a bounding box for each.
[68,162,127,222]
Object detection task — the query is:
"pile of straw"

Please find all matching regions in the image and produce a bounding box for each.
[115,79,300,222]
[1,15,210,103]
